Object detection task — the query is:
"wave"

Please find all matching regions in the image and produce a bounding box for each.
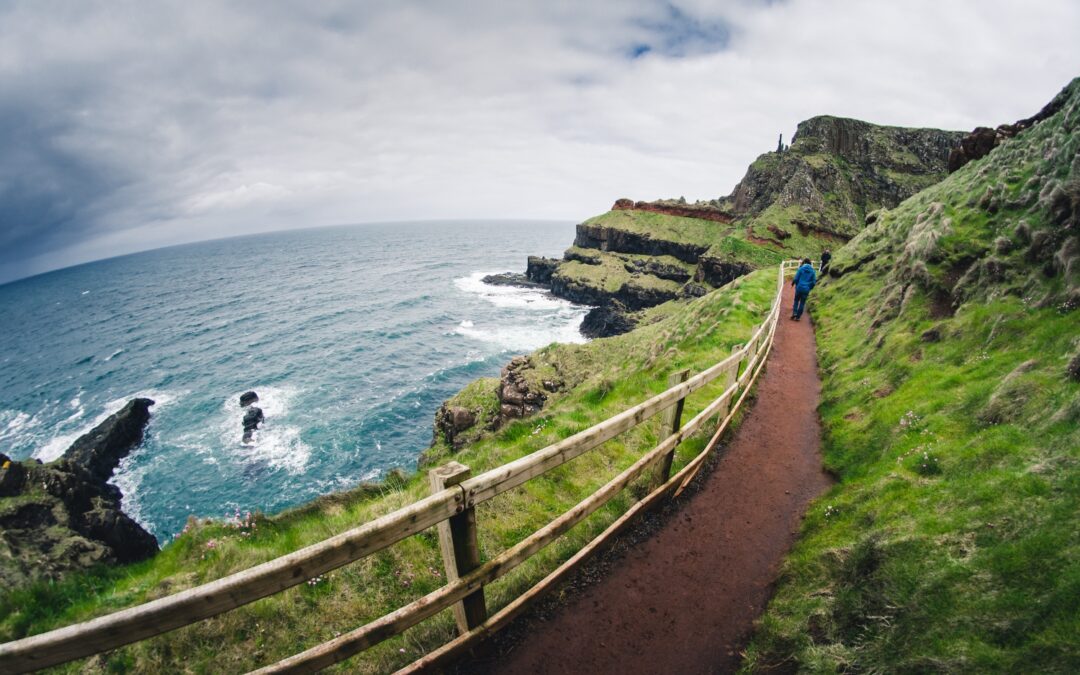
[454,271,579,311]
[455,319,588,351]
[104,348,125,362]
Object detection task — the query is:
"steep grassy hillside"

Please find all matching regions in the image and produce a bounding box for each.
[745,78,1080,673]
[0,270,778,673]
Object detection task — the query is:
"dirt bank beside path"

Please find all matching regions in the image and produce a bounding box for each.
[457,284,831,675]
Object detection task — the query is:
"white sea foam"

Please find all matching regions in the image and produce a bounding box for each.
[109,452,161,536]
[455,319,588,351]
[104,348,125,362]
[2,410,32,434]
[454,271,577,311]
[217,385,311,474]
[452,271,589,351]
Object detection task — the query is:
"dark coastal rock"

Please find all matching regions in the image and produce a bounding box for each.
[0,399,159,588]
[480,272,548,289]
[239,390,259,406]
[548,271,680,312]
[580,302,638,338]
[680,282,709,298]
[65,398,154,484]
[526,256,560,284]
[242,407,265,442]
[573,223,709,264]
[565,249,602,265]
[622,258,692,283]
[695,256,754,288]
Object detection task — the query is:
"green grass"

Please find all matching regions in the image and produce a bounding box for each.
[1,270,779,674]
[743,77,1080,673]
[581,209,733,249]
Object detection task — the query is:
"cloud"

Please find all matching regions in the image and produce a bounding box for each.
[0,0,1078,283]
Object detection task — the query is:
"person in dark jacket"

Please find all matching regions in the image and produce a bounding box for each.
[791,258,816,321]
[820,249,832,276]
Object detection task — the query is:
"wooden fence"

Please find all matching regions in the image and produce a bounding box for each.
[0,261,801,674]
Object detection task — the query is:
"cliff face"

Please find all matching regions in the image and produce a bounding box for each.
[729,116,964,237]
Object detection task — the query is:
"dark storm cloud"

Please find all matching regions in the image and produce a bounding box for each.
[0,0,1077,284]
[0,102,130,262]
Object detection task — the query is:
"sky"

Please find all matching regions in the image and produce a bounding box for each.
[1,0,1078,284]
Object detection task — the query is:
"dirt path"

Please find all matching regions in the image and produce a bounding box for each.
[468,284,831,675]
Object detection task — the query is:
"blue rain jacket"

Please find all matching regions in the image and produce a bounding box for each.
[792,263,817,293]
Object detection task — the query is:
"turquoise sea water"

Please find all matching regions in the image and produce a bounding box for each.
[0,221,585,541]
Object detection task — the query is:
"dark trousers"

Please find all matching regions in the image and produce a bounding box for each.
[793,289,810,319]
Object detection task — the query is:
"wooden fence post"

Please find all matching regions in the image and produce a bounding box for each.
[653,368,690,488]
[428,462,487,634]
[716,345,741,422]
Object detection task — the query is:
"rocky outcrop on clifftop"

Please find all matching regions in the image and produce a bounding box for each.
[612,198,735,224]
[0,399,159,587]
[947,85,1071,173]
[728,116,965,237]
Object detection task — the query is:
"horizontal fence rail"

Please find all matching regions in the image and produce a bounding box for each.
[0,261,803,674]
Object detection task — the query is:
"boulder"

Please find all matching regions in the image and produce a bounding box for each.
[495,356,548,423]
[239,391,259,406]
[435,404,478,449]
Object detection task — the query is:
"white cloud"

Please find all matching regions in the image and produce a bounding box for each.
[1,0,1078,282]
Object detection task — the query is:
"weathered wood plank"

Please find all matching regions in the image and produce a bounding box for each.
[429,462,475,634]
[0,489,463,674]
[254,422,687,673]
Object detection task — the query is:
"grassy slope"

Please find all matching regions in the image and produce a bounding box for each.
[744,81,1080,672]
[1,271,777,673]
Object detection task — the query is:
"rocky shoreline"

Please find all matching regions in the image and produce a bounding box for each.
[0,399,159,586]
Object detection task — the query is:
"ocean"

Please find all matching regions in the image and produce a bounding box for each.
[0,220,586,542]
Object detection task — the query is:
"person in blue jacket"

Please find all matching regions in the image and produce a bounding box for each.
[791,258,816,321]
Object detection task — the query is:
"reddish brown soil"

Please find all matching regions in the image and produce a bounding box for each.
[459,284,831,675]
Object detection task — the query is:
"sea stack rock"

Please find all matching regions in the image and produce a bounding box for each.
[0,398,159,587]
[240,391,264,442]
